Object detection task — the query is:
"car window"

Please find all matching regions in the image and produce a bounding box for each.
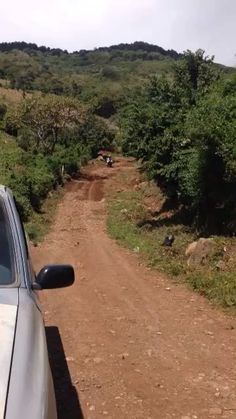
[0,199,14,285]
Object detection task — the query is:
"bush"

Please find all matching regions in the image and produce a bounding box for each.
[0,102,7,120]
[26,156,55,210]
[121,52,236,233]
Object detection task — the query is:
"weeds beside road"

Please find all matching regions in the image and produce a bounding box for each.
[107,163,236,310]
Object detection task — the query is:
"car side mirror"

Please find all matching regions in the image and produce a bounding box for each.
[33,265,75,290]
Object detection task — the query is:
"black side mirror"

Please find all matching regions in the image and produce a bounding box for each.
[33,265,75,290]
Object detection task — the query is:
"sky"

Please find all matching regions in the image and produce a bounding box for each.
[0,0,235,66]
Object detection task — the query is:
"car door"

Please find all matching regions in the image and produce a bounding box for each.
[3,193,57,419]
[5,287,57,419]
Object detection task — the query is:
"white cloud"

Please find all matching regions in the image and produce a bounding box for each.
[0,0,235,65]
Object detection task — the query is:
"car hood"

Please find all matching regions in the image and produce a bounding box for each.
[0,290,18,419]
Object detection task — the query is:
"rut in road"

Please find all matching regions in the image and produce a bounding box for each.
[32,159,236,419]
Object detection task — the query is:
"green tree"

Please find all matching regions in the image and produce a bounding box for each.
[121,51,235,232]
[174,49,220,104]
[10,94,85,154]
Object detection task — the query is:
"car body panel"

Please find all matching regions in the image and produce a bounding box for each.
[5,289,57,419]
[0,298,18,419]
[0,187,68,419]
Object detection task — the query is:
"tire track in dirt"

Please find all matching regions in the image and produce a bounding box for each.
[32,159,236,419]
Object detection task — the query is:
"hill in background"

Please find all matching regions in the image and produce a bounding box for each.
[0,41,182,114]
[0,41,233,120]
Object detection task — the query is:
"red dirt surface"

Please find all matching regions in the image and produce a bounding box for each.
[32,158,236,419]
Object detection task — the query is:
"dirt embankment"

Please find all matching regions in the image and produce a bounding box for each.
[32,158,236,419]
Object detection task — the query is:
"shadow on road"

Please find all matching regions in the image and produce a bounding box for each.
[45,326,84,419]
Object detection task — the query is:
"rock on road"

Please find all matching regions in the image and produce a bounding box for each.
[32,158,236,419]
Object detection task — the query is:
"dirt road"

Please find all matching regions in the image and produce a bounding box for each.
[32,159,236,419]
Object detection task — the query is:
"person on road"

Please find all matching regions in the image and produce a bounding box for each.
[106,156,113,167]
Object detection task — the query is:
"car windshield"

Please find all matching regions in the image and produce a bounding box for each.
[0,199,14,285]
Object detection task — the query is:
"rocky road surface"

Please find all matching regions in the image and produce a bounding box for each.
[32,158,236,419]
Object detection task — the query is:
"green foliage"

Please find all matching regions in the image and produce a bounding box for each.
[107,182,236,309]
[0,41,183,102]
[74,114,116,156]
[121,51,236,233]
[174,49,220,104]
[7,94,85,155]
[0,90,115,222]
[0,43,234,236]
[101,66,120,80]
[0,102,7,120]
[181,84,236,231]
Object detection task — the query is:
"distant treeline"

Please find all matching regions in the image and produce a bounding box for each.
[0,41,180,59]
[0,41,69,55]
[80,42,180,60]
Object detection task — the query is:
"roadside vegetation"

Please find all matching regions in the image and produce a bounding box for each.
[0,40,236,303]
[107,169,236,310]
[106,49,236,309]
[0,41,184,240]
[120,50,236,235]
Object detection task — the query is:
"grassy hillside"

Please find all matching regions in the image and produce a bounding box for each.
[0,41,233,119]
[0,41,181,109]
[0,42,235,242]
[0,42,124,237]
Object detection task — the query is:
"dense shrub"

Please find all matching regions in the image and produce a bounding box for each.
[0,92,115,221]
[121,51,236,233]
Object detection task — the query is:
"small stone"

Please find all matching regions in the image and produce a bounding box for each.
[89,405,95,411]
[181,416,191,419]
[206,331,214,336]
[103,412,108,416]
[209,407,222,415]
[116,316,125,321]
[93,357,102,364]
[165,287,171,291]
[216,260,227,271]
[66,356,75,362]
[226,325,234,330]
[221,386,230,397]
[227,401,236,410]
[121,352,129,360]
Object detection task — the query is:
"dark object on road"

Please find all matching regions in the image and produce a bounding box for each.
[106,156,113,167]
[97,150,109,161]
[162,234,175,247]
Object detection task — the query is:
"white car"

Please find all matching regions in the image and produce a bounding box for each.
[0,185,75,419]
